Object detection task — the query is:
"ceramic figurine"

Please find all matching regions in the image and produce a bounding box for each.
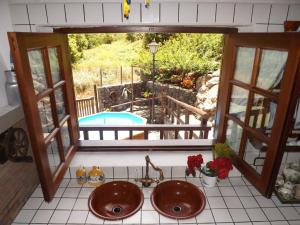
[278,187,294,200]
[88,166,105,187]
[283,181,295,190]
[275,174,284,187]
[283,165,300,183]
[76,166,87,185]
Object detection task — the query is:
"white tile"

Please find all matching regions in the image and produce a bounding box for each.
[178,216,196,224]
[28,4,47,24]
[65,3,84,25]
[246,208,268,222]
[254,24,268,32]
[123,210,141,224]
[40,198,60,210]
[55,187,66,198]
[268,24,284,32]
[217,179,231,187]
[195,209,214,223]
[114,166,128,178]
[103,3,122,24]
[79,188,94,198]
[46,3,66,24]
[123,3,141,24]
[229,208,250,222]
[60,179,70,187]
[271,221,289,225]
[14,210,36,223]
[103,167,114,179]
[197,3,216,24]
[86,212,104,224]
[64,168,71,179]
[288,4,300,20]
[255,196,276,208]
[208,197,227,209]
[73,198,89,210]
[212,208,232,223]
[252,4,271,23]
[234,3,252,24]
[68,210,88,224]
[141,2,159,23]
[269,4,288,24]
[31,188,43,198]
[49,210,71,224]
[63,188,81,198]
[234,186,252,197]
[179,2,197,24]
[68,179,83,188]
[216,3,234,24]
[271,195,291,207]
[160,2,178,24]
[10,4,29,24]
[279,207,300,220]
[159,214,177,223]
[161,166,172,179]
[186,177,202,186]
[223,197,243,208]
[229,177,246,186]
[128,166,143,179]
[31,210,54,223]
[240,196,259,208]
[142,187,154,198]
[84,3,103,24]
[242,177,252,185]
[172,166,186,178]
[141,210,159,224]
[229,167,241,177]
[248,185,261,196]
[219,187,237,197]
[142,198,153,210]
[252,222,271,225]
[13,24,31,32]
[104,219,122,224]
[204,187,221,197]
[23,198,43,209]
[235,223,252,225]
[262,207,285,221]
[57,198,76,210]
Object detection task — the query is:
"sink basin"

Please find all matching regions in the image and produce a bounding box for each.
[88,181,144,220]
[151,180,206,219]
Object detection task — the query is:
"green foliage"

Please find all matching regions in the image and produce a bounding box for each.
[213,143,234,158]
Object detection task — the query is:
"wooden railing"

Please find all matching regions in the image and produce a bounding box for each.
[79,124,211,140]
[76,96,96,118]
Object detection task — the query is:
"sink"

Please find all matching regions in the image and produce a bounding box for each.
[151,180,206,219]
[88,181,144,220]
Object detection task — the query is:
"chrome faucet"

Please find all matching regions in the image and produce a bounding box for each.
[135,155,164,187]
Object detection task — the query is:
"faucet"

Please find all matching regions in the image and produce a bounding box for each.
[135,155,164,187]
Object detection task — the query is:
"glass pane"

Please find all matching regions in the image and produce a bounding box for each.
[226,120,243,154]
[54,88,66,121]
[248,94,277,136]
[48,48,61,84]
[47,137,61,175]
[229,86,249,122]
[60,120,71,154]
[287,98,300,146]
[233,47,255,84]
[243,135,267,175]
[256,50,288,93]
[28,50,47,94]
[38,96,55,138]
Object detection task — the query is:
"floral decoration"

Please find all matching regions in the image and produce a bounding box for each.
[185,154,203,177]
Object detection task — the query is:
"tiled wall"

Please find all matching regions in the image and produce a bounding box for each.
[9,1,300,33]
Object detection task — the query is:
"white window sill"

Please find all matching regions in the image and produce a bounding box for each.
[0,104,24,134]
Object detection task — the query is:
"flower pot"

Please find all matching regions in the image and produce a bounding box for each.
[202,173,217,187]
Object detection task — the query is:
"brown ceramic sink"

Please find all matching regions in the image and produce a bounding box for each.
[151,180,206,219]
[88,181,144,220]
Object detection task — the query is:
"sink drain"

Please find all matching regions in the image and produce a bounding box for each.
[172,206,182,213]
[112,206,122,214]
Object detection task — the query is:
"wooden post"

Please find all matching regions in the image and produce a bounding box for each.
[184,111,190,139]
[100,68,103,87]
[94,85,99,112]
[120,66,123,84]
[131,65,134,112]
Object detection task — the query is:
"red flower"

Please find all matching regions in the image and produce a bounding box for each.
[187,154,203,174]
[217,168,230,179]
[207,156,233,179]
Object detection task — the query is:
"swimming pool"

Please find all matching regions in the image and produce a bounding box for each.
[78,112,147,125]
[78,112,147,140]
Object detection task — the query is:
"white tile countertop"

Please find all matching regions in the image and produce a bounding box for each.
[12,168,300,225]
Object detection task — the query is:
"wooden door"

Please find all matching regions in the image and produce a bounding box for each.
[8,33,78,201]
[216,33,300,197]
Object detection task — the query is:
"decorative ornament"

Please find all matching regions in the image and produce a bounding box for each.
[123,0,131,19]
[145,0,151,8]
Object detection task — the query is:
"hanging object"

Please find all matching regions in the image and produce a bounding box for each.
[145,0,151,8]
[123,0,131,19]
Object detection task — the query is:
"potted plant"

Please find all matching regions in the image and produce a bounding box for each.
[213,143,234,159]
[185,154,203,177]
[201,156,233,187]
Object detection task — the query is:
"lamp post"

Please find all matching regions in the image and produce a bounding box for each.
[148,39,159,124]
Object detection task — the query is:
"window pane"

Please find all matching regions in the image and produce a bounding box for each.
[248,94,277,136]
[287,98,300,146]
[47,137,61,175]
[60,120,71,154]
[233,47,255,84]
[48,47,61,84]
[226,120,243,154]
[243,135,267,175]
[229,86,249,122]
[38,96,55,138]
[28,50,47,94]
[54,87,66,121]
[256,50,288,93]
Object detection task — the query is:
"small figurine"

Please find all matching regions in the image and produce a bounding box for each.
[76,166,87,185]
[88,166,105,187]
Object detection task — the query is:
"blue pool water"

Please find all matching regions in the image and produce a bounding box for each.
[78,112,146,125]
